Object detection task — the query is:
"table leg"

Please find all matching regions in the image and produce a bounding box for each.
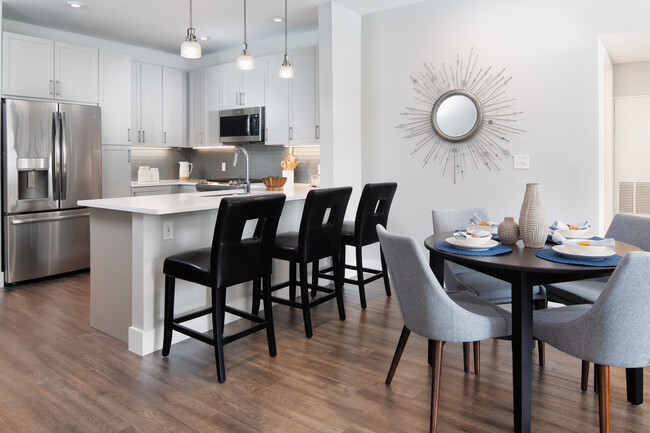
[626,368,644,404]
[511,273,533,433]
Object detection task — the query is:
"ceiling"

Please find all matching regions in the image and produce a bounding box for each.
[600,29,650,64]
[2,0,425,56]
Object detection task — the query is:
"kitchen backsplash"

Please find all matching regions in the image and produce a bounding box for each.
[131,146,320,184]
[130,148,192,181]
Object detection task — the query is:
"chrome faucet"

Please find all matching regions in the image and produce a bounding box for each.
[233,147,250,194]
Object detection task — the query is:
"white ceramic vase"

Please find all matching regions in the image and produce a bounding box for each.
[519,183,547,248]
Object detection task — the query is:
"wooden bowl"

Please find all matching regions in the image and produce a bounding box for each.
[262,177,287,191]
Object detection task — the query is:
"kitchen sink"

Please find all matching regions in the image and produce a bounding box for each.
[194,181,243,192]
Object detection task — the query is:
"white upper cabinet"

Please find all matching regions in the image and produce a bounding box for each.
[55,42,99,103]
[2,32,98,103]
[99,52,132,146]
[221,59,266,109]
[189,68,206,146]
[264,53,289,145]
[205,65,222,145]
[139,63,163,146]
[290,47,319,144]
[162,67,185,147]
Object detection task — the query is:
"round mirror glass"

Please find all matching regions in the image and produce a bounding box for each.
[431,92,482,141]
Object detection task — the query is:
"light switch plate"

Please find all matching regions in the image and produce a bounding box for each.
[163,221,173,240]
[221,162,226,171]
[513,155,529,169]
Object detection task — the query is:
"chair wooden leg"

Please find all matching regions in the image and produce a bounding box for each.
[596,364,610,433]
[581,360,590,392]
[289,261,297,302]
[299,262,313,338]
[463,343,470,373]
[594,363,599,393]
[430,340,444,433]
[386,326,411,384]
[473,341,480,375]
[311,261,319,297]
[333,253,346,321]
[262,275,277,357]
[538,341,546,367]
[380,246,391,297]
[211,287,226,383]
[356,246,367,309]
[428,340,433,366]
[162,275,175,356]
[251,278,261,316]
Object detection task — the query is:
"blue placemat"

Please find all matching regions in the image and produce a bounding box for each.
[434,241,512,256]
[546,235,603,245]
[535,248,621,267]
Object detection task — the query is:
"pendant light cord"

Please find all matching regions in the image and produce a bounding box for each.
[244,0,247,47]
[189,0,193,29]
[284,0,288,55]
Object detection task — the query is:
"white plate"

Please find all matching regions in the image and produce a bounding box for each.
[466,224,498,235]
[557,229,595,239]
[446,237,499,251]
[552,244,616,261]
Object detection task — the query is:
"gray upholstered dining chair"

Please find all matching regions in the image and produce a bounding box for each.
[377,225,512,433]
[533,251,650,433]
[432,208,547,372]
[543,213,650,389]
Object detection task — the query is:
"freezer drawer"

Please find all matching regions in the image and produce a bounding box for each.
[4,208,90,284]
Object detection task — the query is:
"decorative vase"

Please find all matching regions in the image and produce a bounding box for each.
[498,217,519,245]
[519,183,547,248]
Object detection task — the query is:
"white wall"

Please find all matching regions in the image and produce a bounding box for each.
[319,2,363,211]
[361,0,650,244]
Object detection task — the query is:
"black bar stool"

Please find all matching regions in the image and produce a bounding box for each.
[318,182,397,309]
[254,187,352,338]
[162,194,286,383]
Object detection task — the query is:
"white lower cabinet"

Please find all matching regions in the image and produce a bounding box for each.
[132,186,173,196]
[102,146,131,198]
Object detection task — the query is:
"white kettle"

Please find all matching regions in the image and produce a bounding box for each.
[179,161,193,180]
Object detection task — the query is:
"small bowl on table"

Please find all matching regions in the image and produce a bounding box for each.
[452,236,493,247]
[558,228,590,238]
[262,176,287,191]
[563,242,610,256]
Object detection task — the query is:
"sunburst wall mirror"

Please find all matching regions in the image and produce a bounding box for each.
[398,49,524,183]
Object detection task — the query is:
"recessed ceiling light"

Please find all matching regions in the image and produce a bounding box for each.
[199,36,211,41]
[271,16,284,23]
[67,1,83,8]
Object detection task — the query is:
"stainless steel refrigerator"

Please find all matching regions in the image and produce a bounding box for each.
[2,99,101,284]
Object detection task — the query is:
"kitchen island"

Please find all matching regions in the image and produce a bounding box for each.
[79,185,311,355]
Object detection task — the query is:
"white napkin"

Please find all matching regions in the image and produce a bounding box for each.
[551,232,615,247]
[469,214,498,228]
[548,219,591,233]
[454,230,492,239]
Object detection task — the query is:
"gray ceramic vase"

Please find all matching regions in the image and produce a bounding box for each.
[519,183,547,248]
[498,217,519,245]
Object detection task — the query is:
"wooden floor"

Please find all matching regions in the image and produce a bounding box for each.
[0,272,648,432]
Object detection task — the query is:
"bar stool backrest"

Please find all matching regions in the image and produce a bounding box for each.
[298,187,352,263]
[211,194,286,288]
[354,182,397,246]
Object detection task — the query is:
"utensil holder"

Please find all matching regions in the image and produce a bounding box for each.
[282,170,294,188]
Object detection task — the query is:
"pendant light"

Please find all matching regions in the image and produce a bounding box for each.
[278,0,294,78]
[236,0,255,70]
[180,0,202,59]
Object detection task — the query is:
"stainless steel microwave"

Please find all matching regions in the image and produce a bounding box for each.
[219,106,265,144]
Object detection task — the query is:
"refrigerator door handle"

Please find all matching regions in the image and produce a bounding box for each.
[52,112,61,201]
[10,212,91,225]
[60,112,68,200]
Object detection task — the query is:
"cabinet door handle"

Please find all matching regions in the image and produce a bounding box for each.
[164,131,167,144]
[315,125,320,139]
[128,128,131,142]
[49,80,54,95]
[289,126,293,140]
[241,92,246,106]
[55,80,61,96]
[142,130,145,143]
[127,149,131,163]
[138,130,142,143]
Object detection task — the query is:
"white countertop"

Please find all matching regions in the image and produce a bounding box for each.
[80,184,313,215]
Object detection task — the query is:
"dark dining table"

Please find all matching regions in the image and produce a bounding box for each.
[424,233,642,433]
